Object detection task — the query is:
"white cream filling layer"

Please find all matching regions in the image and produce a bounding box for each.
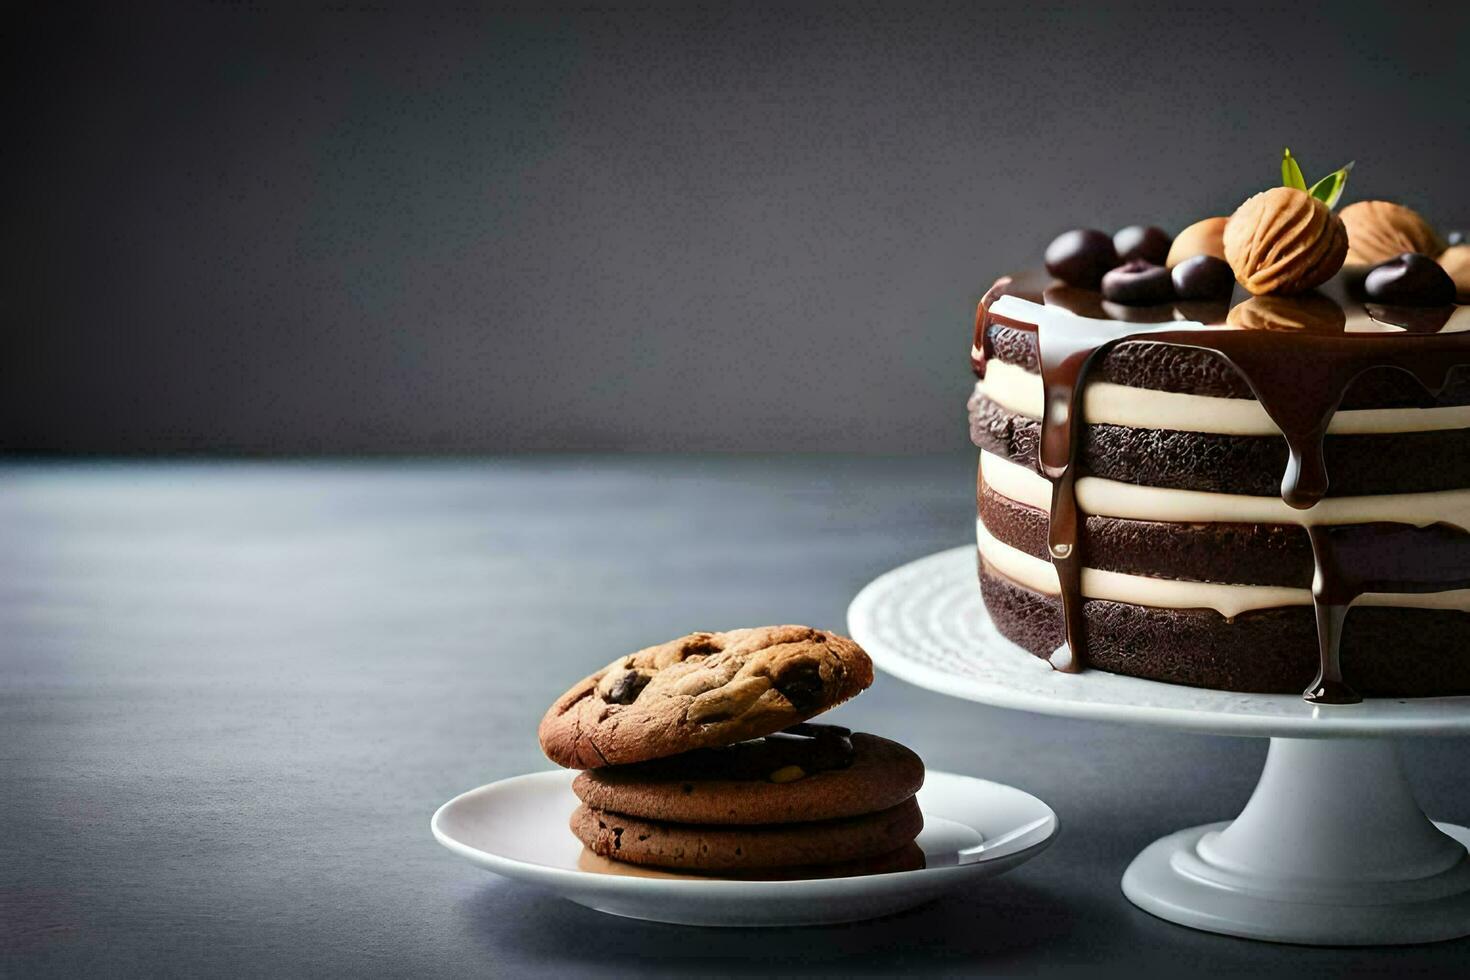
[976,519,1470,616]
[979,450,1470,531]
[977,357,1470,437]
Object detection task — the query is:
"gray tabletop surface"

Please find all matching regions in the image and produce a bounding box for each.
[4,454,1469,978]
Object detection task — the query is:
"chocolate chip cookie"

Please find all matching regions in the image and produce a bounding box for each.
[572,724,924,825]
[571,797,924,871]
[538,626,874,769]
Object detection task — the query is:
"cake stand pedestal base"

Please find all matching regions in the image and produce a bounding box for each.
[1122,737,1470,945]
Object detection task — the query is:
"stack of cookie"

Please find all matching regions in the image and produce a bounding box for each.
[538,625,927,878]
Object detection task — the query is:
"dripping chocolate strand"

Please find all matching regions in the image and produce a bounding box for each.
[1214,349,1356,509]
[1044,470,1084,672]
[1032,315,1136,672]
[1030,312,1239,675]
[1305,522,1470,704]
[1305,579,1355,705]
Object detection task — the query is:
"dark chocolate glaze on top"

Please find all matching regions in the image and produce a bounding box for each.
[972,269,1470,703]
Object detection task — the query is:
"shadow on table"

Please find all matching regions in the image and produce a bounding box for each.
[463,876,1100,973]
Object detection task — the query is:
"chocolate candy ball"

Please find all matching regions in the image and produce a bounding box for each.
[1363,252,1456,306]
[1044,229,1117,289]
[1113,225,1172,265]
[1170,255,1234,301]
[1101,259,1174,305]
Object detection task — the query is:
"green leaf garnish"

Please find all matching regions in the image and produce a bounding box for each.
[1308,161,1354,210]
[1281,148,1307,191]
[1276,148,1354,209]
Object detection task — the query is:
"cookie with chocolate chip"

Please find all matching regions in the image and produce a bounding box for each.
[570,796,923,872]
[572,725,924,824]
[537,626,874,769]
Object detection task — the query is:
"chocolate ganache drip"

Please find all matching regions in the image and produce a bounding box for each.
[975,271,1470,703]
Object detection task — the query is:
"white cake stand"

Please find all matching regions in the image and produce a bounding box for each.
[848,546,1470,946]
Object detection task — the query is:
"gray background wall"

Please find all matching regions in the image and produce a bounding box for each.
[5,1,1467,454]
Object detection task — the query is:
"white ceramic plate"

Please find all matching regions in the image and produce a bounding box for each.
[431,768,1057,927]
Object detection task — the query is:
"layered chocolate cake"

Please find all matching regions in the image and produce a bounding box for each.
[969,153,1470,702]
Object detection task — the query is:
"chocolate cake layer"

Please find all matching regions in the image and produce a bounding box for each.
[982,322,1470,409]
[979,562,1470,697]
[979,476,1314,587]
[969,390,1470,497]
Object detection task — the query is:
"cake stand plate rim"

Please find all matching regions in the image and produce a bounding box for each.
[847,546,1470,738]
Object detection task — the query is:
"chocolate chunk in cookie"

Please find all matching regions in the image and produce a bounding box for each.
[537,626,874,769]
[572,728,924,825]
